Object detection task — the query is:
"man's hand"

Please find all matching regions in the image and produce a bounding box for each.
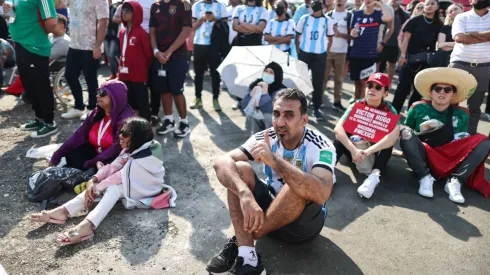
[205,12,216,22]
[93,47,102,60]
[239,193,264,233]
[398,55,407,68]
[350,28,359,38]
[250,132,275,166]
[377,43,384,53]
[333,24,340,37]
[155,52,168,64]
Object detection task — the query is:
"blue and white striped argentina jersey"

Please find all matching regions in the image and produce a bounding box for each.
[192,0,228,45]
[267,8,293,21]
[233,5,269,27]
[240,127,336,195]
[263,18,295,51]
[296,14,334,54]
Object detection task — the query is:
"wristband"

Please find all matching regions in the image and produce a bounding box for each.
[153,48,159,56]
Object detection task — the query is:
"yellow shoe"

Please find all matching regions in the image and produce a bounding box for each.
[74,182,87,194]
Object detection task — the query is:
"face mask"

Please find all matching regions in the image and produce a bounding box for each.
[262,73,275,84]
[275,6,285,16]
[473,0,490,10]
[312,1,323,11]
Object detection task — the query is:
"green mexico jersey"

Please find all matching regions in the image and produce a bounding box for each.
[404,101,469,135]
[9,0,56,57]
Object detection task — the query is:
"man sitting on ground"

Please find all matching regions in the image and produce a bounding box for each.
[400,67,490,203]
[208,88,336,274]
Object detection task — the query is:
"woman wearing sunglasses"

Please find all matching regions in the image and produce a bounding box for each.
[31,117,175,245]
[50,80,134,174]
[400,67,490,203]
[333,72,400,199]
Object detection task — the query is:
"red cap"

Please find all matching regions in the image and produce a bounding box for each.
[366,72,391,88]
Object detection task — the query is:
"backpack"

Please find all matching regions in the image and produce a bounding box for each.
[27,167,90,205]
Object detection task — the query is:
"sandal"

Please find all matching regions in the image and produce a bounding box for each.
[56,228,94,246]
[30,210,67,224]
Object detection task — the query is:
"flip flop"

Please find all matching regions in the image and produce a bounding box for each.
[56,228,94,246]
[30,210,67,224]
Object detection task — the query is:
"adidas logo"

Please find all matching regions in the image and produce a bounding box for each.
[423,115,430,120]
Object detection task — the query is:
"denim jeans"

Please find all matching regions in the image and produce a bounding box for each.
[104,38,120,76]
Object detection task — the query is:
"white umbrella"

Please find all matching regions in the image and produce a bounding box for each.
[217,45,312,99]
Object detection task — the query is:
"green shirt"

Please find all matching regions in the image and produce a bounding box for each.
[9,0,56,57]
[404,101,469,135]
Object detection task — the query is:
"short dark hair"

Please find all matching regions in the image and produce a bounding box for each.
[273,88,308,115]
[121,117,154,153]
[57,14,67,28]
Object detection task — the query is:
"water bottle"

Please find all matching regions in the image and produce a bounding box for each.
[353,23,360,37]
[350,135,362,142]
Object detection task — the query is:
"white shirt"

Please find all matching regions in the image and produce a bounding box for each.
[327,10,350,53]
[296,14,334,54]
[192,0,228,45]
[450,9,490,63]
[240,128,336,194]
[227,5,239,44]
[263,18,295,51]
[232,5,268,27]
[139,0,155,34]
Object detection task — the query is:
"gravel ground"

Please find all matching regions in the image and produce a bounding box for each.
[0,67,489,275]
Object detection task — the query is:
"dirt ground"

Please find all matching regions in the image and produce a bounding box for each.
[0,67,489,275]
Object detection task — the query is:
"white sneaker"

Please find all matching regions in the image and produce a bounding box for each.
[357,173,380,199]
[61,108,85,119]
[444,177,465,204]
[418,175,434,198]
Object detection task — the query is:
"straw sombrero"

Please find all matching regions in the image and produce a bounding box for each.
[414,67,477,105]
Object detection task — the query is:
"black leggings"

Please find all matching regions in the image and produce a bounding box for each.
[334,139,393,173]
[193,44,221,99]
[64,143,98,170]
[391,63,424,113]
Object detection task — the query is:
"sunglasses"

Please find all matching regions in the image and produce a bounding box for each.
[433,86,455,93]
[367,82,383,91]
[120,128,130,137]
[97,89,108,97]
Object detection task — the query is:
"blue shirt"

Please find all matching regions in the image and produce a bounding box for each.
[296,14,334,54]
[350,10,382,59]
[263,18,295,51]
[292,3,311,24]
[192,0,227,45]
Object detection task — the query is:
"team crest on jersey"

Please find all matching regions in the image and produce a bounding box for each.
[452,116,458,128]
[369,17,373,23]
[294,160,303,170]
[129,37,136,45]
[362,18,367,23]
[169,5,177,14]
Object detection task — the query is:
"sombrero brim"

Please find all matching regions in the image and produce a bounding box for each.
[414,67,477,105]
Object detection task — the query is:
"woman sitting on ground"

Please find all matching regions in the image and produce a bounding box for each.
[50,80,134,173]
[31,117,174,245]
[333,73,400,199]
[241,61,286,133]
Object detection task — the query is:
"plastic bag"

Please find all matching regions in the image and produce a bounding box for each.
[351,138,375,175]
[27,167,91,202]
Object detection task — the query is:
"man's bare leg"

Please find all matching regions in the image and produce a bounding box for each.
[161,93,173,116]
[174,94,187,119]
[388,62,396,87]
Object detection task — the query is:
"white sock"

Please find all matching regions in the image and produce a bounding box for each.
[180,117,188,124]
[164,115,173,122]
[238,246,258,267]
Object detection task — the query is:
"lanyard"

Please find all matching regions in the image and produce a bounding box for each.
[97,119,111,153]
[121,31,128,64]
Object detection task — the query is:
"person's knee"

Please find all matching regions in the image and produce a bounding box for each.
[235,161,255,189]
[400,128,413,140]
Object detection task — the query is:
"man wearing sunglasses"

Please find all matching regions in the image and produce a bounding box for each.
[333,72,400,199]
[400,67,490,203]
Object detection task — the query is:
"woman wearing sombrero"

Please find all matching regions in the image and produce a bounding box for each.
[400,67,490,203]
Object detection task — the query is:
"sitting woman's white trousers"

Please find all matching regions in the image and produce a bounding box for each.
[63,184,124,228]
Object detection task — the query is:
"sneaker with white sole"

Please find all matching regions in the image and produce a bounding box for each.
[444,177,465,204]
[80,109,93,121]
[174,121,190,138]
[418,174,434,198]
[61,108,85,119]
[357,173,380,199]
[156,119,176,135]
[20,118,42,131]
[30,122,58,138]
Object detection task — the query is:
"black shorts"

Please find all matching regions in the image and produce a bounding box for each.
[376,46,400,64]
[349,57,377,81]
[252,173,327,244]
[151,54,189,96]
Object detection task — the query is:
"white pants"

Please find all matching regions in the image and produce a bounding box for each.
[63,184,124,228]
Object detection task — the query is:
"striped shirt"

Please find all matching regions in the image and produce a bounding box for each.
[296,14,334,54]
[240,127,336,194]
[450,9,490,63]
[350,10,382,58]
[192,0,227,45]
[263,18,295,51]
[227,5,239,44]
[233,5,269,27]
